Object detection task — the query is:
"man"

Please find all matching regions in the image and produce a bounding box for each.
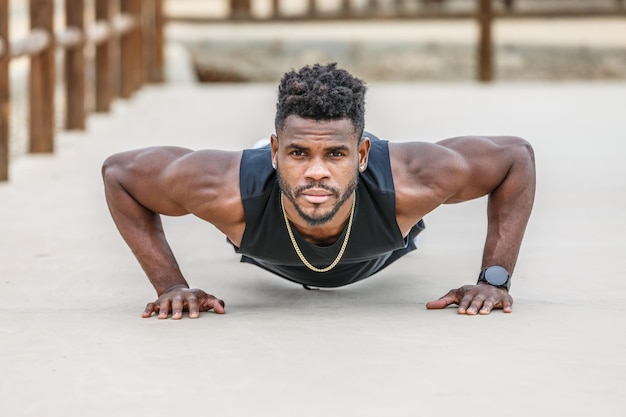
[103,63,535,320]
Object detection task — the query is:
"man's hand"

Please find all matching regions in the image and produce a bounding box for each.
[426,283,513,315]
[142,286,226,320]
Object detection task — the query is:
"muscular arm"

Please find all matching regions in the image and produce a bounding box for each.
[440,136,536,274]
[102,147,243,318]
[390,136,536,314]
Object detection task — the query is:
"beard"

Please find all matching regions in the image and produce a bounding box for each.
[277,169,358,227]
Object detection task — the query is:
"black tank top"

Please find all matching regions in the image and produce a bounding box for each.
[234,134,425,288]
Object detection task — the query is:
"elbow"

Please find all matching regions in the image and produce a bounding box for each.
[510,137,536,191]
[518,137,534,157]
[101,155,114,180]
[506,136,535,169]
[101,152,128,188]
[517,137,536,170]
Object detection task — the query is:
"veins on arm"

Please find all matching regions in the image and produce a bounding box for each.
[390,136,535,241]
[102,147,244,294]
[391,142,471,226]
[160,149,245,239]
[437,136,536,272]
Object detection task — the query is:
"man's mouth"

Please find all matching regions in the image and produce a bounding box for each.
[300,189,334,204]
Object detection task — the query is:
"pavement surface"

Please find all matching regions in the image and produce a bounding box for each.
[1,54,626,415]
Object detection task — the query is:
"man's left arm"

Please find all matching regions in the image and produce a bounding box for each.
[426,136,536,314]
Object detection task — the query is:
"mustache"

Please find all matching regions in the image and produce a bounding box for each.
[292,183,340,198]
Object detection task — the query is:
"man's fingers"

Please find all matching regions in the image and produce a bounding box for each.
[457,291,475,314]
[425,298,451,309]
[464,296,487,315]
[479,299,495,315]
[427,285,513,315]
[502,296,513,313]
[171,296,184,320]
[141,289,226,320]
[426,290,460,310]
[187,296,199,319]
[158,299,171,319]
[466,288,513,315]
[183,296,224,316]
[143,292,226,319]
[142,302,156,318]
[196,294,226,314]
[211,298,226,314]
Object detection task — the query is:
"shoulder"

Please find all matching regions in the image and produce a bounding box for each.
[386,140,471,234]
[104,147,242,191]
[160,149,244,217]
[103,146,244,220]
[163,148,242,186]
[388,140,471,198]
[388,136,533,210]
[103,146,242,176]
[435,135,533,164]
[388,136,533,194]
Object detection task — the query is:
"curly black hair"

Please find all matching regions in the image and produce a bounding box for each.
[275,63,367,138]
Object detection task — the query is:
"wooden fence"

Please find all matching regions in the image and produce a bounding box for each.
[2,0,624,181]
[220,0,625,20]
[0,0,164,181]
[171,0,626,84]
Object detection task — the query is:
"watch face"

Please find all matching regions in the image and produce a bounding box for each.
[484,266,509,286]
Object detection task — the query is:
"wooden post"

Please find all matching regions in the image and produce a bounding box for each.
[133,0,143,92]
[120,0,134,98]
[152,0,164,83]
[340,0,349,14]
[65,0,86,130]
[272,0,280,17]
[230,0,251,20]
[477,0,494,82]
[95,0,114,112]
[394,0,403,13]
[364,0,377,12]
[0,0,9,180]
[29,0,55,153]
[143,0,165,83]
[120,0,142,98]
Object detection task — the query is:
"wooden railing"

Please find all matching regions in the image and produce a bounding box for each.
[2,0,624,180]
[169,0,626,84]
[0,0,164,181]
[220,0,625,20]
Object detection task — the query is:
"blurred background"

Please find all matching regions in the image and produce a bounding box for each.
[164,0,626,83]
[4,0,626,161]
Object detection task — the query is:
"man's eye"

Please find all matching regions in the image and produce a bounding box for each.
[290,150,305,157]
[330,151,344,157]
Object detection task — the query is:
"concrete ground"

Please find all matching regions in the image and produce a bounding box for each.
[1,61,626,415]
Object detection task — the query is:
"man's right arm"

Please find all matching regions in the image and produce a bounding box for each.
[101,146,239,319]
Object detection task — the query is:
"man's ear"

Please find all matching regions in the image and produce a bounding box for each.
[358,136,371,172]
[270,134,279,168]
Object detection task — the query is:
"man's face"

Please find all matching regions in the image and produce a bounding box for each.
[271,115,370,227]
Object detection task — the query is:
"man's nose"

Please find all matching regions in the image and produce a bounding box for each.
[304,157,331,181]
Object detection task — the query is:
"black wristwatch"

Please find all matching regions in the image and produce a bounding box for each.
[477,265,511,291]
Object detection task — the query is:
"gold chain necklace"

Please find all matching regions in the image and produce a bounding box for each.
[280,191,356,273]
